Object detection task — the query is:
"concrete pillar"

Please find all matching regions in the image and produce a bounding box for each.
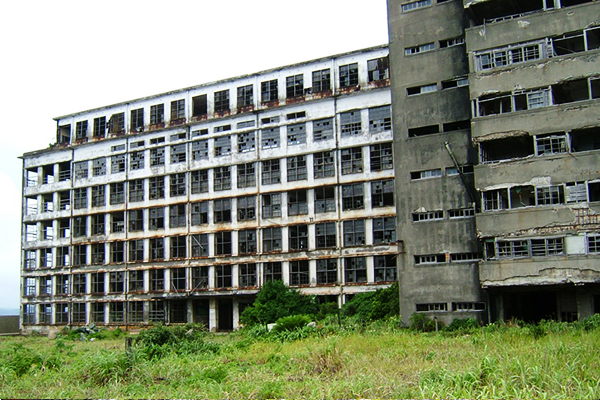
[209,298,217,332]
[187,298,193,324]
[233,298,240,330]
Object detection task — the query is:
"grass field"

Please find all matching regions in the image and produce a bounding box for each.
[1,318,599,399]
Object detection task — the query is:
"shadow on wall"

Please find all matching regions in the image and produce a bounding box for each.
[0,316,20,334]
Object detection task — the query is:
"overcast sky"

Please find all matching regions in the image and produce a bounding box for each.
[0,0,389,311]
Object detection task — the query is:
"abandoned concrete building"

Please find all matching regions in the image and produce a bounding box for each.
[388,0,600,324]
[20,46,398,332]
[20,0,600,332]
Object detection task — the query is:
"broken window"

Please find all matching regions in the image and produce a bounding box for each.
[263,261,282,282]
[170,236,187,259]
[131,108,144,132]
[552,27,600,56]
[191,201,208,225]
[571,127,600,152]
[288,189,308,216]
[111,211,125,233]
[238,263,257,287]
[238,131,256,153]
[214,135,231,156]
[370,143,393,171]
[341,147,363,175]
[405,42,435,55]
[109,271,125,293]
[414,254,445,265]
[93,116,106,138]
[169,173,186,197]
[262,227,282,252]
[192,94,208,117]
[58,190,70,211]
[128,302,144,323]
[39,275,52,296]
[214,198,232,223]
[125,179,143,203]
[170,144,186,164]
[536,185,565,205]
[91,214,105,236]
[374,255,396,282]
[74,161,88,180]
[151,104,165,125]
[237,85,253,108]
[553,78,594,104]
[314,186,336,214]
[238,229,257,254]
[508,185,535,208]
[416,303,447,312]
[75,120,88,140]
[316,259,337,285]
[24,250,37,270]
[407,83,438,96]
[191,234,209,257]
[71,244,85,266]
[312,222,335,249]
[442,77,469,89]
[237,163,256,188]
[129,240,144,263]
[344,257,367,283]
[73,187,87,209]
[150,269,164,291]
[286,74,304,98]
[314,151,335,178]
[475,40,546,71]
[483,188,509,211]
[109,182,124,205]
[261,79,278,103]
[588,235,600,254]
[342,183,364,211]
[312,69,331,92]
[289,260,310,286]
[369,105,392,133]
[412,210,443,222]
[110,154,125,174]
[214,265,232,287]
[340,110,362,136]
[440,36,465,48]
[192,139,209,160]
[262,159,281,185]
[169,204,186,228]
[91,272,105,294]
[339,63,359,88]
[150,147,165,166]
[408,124,440,138]
[448,207,475,218]
[149,176,165,199]
[23,304,35,324]
[371,179,394,207]
[496,237,564,259]
[170,268,186,291]
[479,136,534,163]
[344,219,366,247]
[214,231,232,255]
[287,156,307,182]
[170,99,185,121]
[72,274,87,295]
[39,303,51,323]
[191,169,209,194]
[262,193,282,218]
[261,127,280,149]
[213,166,231,191]
[313,118,334,142]
[367,56,389,82]
[373,217,396,244]
[108,112,125,134]
[24,277,36,297]
[287,123,306,145]
[410,169,442,180]
[214,90,230,113]
[237,195,256,221]
[126,209,144,232]
[535,132,569,156]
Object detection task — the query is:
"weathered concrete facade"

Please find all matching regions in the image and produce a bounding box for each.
[389,0,600,324]
[20,46,398,334]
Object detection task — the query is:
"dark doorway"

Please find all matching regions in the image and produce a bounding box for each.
[218,298,233,331]
[193,299,209,328]
[504,291,556,323]
[169,299,187,323]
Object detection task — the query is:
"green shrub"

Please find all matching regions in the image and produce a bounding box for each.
[409,313,441,332]
[316,302,339,321]
[579,313,600,331]
[272,315,312,333]
[240,280,317,325]
[446,318,480,333]
[342,283,399,322]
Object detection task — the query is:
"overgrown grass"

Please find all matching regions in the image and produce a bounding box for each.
[1,317,600,399]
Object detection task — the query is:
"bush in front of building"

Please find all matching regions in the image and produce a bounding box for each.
[342,283,399,323]
[240,280,317,326]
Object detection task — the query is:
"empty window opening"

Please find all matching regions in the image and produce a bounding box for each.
[289,260,310,285]
[416,303,447,312]
[372,179,395,207]
[286,74,304,98]
[191,234,209,258]
[108,113,125,135]
[169,204,187,228]
[344,219,366,247]
[289,225,309,250]
[261,79,278,103]
[170,236,187,259]
[237,195,256,221]
[192,94,208,117]
[407,83,437,96]
[571,127,600,152]
[441,77,468,89]
[213,198,232,223]
[412,210,443,222]
[262,193,282,218]
[312,69,331,93]
[287,155,307,182]
[339,63,359,88]
[408,124,440,137]
[479,136,534,163]
[344,257,367,283]
[317,259,337,284]
[239,230,257,254]
[191,201,209,225]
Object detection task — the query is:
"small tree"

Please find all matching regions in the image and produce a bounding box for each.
[342,283,399,322]
[240,280,317,325]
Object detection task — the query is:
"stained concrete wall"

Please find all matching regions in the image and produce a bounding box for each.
[0,316,20,334]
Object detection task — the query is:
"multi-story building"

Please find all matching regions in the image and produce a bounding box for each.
[388,0,600,324]
[20,46,398,333]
